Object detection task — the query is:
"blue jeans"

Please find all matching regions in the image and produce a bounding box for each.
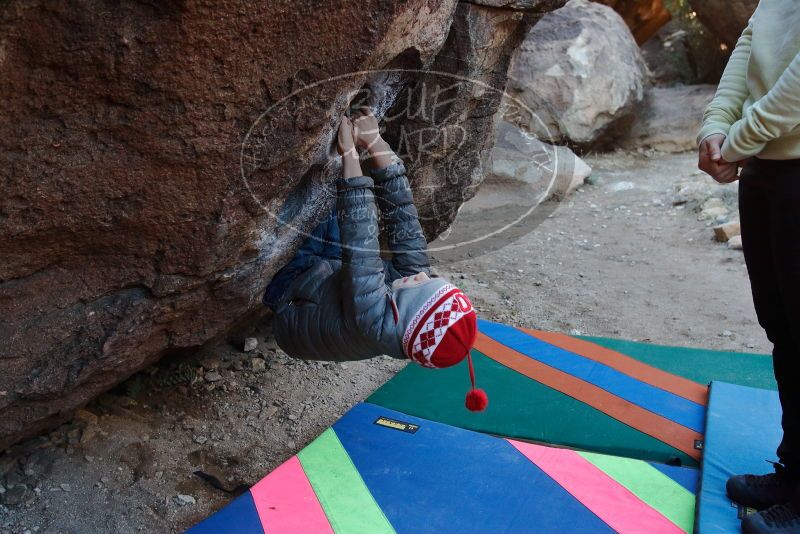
[263,206,341,310]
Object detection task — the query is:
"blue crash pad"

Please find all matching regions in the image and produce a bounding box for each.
[697,381,782,533]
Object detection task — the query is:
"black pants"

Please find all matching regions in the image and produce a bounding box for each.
[740,158,800,475]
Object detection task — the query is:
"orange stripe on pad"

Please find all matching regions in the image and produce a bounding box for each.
[521,328,709,406]
[474,332,702,461]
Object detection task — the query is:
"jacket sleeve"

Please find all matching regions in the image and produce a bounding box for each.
[697,20,753,145]
[722,49,800,161]
[370,161,431,277]
[336,175,390,341]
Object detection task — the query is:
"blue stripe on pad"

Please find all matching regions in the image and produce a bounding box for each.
[186,491,265,534]
[478,319,706,433]
[334,402,615,534]
[648,462,700,494]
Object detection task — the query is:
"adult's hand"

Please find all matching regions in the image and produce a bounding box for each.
[698,134,739,183]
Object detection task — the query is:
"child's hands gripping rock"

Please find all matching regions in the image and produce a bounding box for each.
[337,116,356,157]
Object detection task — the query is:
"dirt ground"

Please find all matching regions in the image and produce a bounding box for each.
[0,151,771,534]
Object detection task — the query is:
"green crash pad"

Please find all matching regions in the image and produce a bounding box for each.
[368,321,774,467]
[579,336,776,391]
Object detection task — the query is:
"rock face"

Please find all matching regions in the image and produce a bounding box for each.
[382,0,565,239]
[0,0,562,449]
[595,0,672,44]
[688,0,758,49]
[505,0,647,148]
[621,85,717,153]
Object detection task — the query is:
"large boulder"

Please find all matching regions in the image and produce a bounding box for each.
[621,85,717,152]
[688,0,758,49]
[490,120,592,199]
[444,119,590,262]
[595,0,672,44]
[641,18,730,86]
[0,0,562,449]
[505,0,647,148]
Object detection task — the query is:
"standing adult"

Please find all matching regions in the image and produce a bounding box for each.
[698,2,800,532]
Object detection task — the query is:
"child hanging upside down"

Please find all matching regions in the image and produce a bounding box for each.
[263,109,486,411]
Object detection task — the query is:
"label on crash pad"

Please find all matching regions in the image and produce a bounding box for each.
[733,501,757,519]
[374,416,420,434]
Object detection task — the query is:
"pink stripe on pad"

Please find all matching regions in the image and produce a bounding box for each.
[508,440,683,534]
[250,455,333,534]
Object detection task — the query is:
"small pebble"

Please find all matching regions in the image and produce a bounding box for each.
[243,338,258,352]
[727,235,743,250]
[204,371,222,383]
[175,494,196,506]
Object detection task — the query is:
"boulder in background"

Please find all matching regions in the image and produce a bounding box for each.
[594,0,672,44]
[505,0,647,148]
[621,85,716,152]
[688,0,758,49]
[490,119,592,199]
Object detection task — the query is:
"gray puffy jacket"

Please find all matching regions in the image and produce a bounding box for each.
[272,162,440,362]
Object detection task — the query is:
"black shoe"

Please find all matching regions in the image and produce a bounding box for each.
[742,504,800,533]
[727,464,799,510]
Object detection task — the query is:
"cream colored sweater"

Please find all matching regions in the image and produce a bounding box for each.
[698,1,800,162]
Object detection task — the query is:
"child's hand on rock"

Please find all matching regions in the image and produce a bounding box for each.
[338,116,363,178]
[352,107,394,168]
[352,108,383,151]
[337,116,356,157]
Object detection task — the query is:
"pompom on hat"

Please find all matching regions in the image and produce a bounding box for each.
[400,283,487,412]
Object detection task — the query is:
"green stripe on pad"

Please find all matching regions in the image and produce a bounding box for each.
[579,336,775,390]
[297,428,395,534]
[368,350,695,465]
[578,451,695,533]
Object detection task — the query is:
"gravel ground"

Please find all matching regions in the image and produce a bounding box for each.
[0,151,770,534]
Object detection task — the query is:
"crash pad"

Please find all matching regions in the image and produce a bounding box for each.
[697,382,782,533]
[188,402,698,534]
[368,319,774,467]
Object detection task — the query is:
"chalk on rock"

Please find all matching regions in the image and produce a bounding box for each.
[243,338,258,352]
[713,221,741,243]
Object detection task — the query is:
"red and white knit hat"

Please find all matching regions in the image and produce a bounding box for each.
[401,283,487,412]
